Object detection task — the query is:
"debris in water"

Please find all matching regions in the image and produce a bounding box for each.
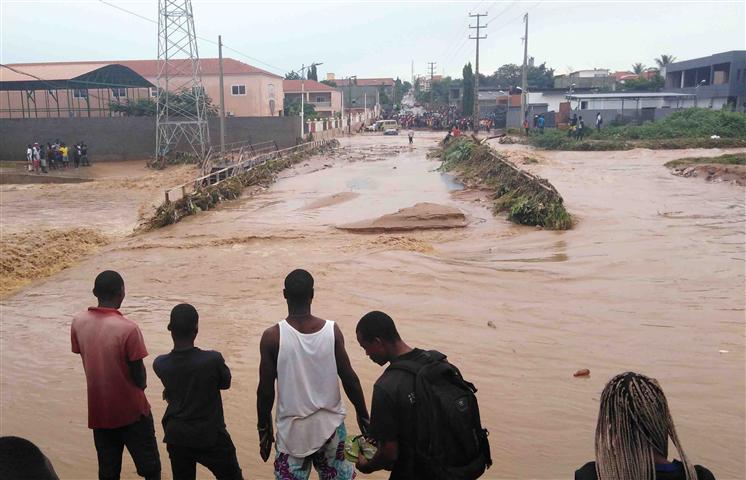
[487,320,496,329]
[573,369,591,377]
[719,349,729,354]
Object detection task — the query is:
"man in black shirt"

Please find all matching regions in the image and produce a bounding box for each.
[354,311,429,480]
[153,304,242,480]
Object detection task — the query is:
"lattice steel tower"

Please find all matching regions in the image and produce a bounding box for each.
[156,0,209,161]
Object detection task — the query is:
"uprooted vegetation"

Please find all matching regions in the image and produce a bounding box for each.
[529,109,746,151]
[145,140,339,229]
[438,137,572,230]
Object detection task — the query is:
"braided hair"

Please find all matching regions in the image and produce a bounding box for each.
[595,372,698,480]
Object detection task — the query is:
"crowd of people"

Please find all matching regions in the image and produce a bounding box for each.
[0,268,719,480]
[24,140,90,173]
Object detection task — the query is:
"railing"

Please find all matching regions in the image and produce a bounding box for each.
[165,140,331,203]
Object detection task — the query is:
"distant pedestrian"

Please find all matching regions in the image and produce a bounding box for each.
[523,118,530,135]
[26,144,33,172]
[32,143,41,173]
[60,143,69,168]
[408,129,414,145]
[73,143,81,168]
[39,143,48,173]
[596,112,603,133]
[71,270,161,480]
[154,304,243,480]
[568,113,578,138]
[81,142,90,166]
[576,116,586,141]
[537,114,546,134]
[46,144,55,170]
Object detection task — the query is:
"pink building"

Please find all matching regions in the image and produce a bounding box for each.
[0,58,283,118]
[282,79,342,118]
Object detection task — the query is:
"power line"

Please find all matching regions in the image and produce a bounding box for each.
[96,0,291,75]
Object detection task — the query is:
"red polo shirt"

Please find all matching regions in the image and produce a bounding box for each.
[71,307,151,429]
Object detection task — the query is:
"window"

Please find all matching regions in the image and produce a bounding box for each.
[150,87,158,98]
[111,87,126,97]
[73,89,88,98]
[269,99,276,116]
[315,96,326,103]
[231,85,246,96]
[268,83,275,99]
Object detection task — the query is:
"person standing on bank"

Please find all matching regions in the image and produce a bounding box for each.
[153,303,243,480]
[256,269,370,480]
[355,311,491,480]
[71,270,161,480]
[596,112,603,133]
[575,371,716,480]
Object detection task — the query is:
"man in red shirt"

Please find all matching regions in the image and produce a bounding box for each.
[71,270,161,480]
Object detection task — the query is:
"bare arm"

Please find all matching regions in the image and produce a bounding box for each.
[257,326,279,462]
[257,326,278,426]
[127,359,147,390]
[334,324,370,433]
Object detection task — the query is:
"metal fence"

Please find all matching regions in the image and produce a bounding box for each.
[165,139,332,203]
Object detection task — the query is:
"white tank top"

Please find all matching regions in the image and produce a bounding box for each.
[276,319,346,457]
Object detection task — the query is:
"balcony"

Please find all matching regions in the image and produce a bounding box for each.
[308,101,332,109]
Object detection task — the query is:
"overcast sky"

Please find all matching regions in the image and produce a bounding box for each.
[1,1,744,81]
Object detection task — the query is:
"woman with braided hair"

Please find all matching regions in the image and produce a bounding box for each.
[575,372,716,480]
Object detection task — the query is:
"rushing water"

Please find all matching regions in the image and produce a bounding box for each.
[1,134,744,479]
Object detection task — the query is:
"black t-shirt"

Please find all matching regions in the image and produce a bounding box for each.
[153,347,231,448]
[575,460,716,480]
[369,348,430,480]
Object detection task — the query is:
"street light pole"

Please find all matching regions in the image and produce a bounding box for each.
[297,62,323,141]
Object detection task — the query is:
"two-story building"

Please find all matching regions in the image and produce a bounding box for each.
[282,79,342,118]
[334,77,395,108]
[664,50,746,110]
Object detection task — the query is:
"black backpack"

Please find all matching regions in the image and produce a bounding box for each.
[387,350,492,479]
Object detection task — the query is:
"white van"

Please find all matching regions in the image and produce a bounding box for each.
[378,120,398,132]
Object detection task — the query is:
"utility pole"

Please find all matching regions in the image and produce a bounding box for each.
[521,13,529,127]
[218,35,225,156]
[428,61,437,109]
[299,62,323,140]
[469,12,487,132]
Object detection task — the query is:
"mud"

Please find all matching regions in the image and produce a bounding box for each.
[670,163,746,185]
[0,134,744,479]
[338,202,468,232]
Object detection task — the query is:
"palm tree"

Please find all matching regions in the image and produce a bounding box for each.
[632,63,646,75]
[654,55,677,69]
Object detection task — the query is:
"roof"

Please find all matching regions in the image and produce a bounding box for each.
[335,78,394,87]
[4,58,282,79]
[283,79,337,92]
[1,63,154,91]
[566,92,695,99]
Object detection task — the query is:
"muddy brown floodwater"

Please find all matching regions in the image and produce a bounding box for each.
[1,134,744,479]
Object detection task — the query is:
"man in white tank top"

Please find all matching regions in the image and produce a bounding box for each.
[257,269,370,479]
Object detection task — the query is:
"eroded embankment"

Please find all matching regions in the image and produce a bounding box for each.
[0,228,109,298]
[436,137,572,229]
[146,140,340,229]
[665,153,746,185]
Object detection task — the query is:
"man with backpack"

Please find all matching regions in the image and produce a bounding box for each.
[354,311,491,480]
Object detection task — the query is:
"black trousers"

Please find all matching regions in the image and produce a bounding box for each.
[93,414,161,480]
[166,430,242,480]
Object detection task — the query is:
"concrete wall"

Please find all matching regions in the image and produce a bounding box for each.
[0,116,301,161]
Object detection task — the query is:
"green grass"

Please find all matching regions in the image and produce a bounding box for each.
[664,153,746,169]
[528,109,746,151]
[439,137,572,230]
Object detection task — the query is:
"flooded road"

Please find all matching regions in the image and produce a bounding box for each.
[1,133,744,479]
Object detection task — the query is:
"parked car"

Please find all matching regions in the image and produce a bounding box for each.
[383,128,399,136]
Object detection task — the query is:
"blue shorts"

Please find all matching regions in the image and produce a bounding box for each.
[274,423,355,480]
